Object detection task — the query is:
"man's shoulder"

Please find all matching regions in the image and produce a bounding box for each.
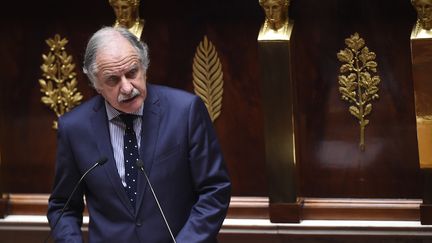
[59,95,103,123]
[150,84,194,98]
[147,84,209,119]
[149,84,199,106]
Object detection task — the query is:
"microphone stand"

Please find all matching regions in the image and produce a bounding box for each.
[44,157,108,243]
[136,160,177,243]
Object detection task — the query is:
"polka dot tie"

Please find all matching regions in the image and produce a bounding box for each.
[120,114,139,209]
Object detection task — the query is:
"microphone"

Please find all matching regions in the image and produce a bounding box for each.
[44,157,108,243]
[136,159,177,243]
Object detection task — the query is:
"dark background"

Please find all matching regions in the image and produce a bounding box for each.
[0,0,421,199]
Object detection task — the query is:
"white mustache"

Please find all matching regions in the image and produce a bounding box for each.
[118,88,140,102]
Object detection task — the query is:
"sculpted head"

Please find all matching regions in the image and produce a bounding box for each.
[259,0,290,30]
[412,0,432,30]
[109,0,141,28]
[83,27,149,113]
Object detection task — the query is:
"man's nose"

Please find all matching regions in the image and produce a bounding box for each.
[120,77,133,94]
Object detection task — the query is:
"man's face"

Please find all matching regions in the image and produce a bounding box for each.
[262,0,287,26]
[111,0,134,27]
[413,0,432,29]
[94,35,147,114]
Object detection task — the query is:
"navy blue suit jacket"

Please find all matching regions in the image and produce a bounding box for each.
[47,84,231,243]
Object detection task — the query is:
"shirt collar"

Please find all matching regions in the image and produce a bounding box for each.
[105,100,144,121]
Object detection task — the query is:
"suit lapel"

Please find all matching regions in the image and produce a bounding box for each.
[136,85,161,213]
[91,96,135,215]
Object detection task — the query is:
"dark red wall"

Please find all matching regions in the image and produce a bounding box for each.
[0,0,422,199]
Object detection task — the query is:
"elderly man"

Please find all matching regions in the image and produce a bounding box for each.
[47,26,231,243]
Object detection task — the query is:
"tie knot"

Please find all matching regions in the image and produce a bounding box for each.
[119,114,136,129]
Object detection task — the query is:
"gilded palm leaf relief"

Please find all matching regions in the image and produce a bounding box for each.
[192,36,224,122]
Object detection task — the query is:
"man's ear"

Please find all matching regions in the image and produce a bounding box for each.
[95,87,103,94]
[92,80,102,94]
[93,84,102,94]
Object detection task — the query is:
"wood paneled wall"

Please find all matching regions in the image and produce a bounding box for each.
[0,0,423,206]
[0,0,268,196]
[291,0,420,198]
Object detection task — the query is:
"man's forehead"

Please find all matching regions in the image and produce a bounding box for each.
[97,54,141,75]
[96,38,138,66]
[94,32,143,73]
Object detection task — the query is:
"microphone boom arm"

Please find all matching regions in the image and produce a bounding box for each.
[45,157,108,243]
[136,160,177,243]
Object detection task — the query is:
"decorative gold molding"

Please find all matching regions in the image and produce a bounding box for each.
[192,36,224,122]
[337,33,381,151]
[39,34,83,129]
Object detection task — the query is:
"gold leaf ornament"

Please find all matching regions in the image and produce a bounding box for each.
[192,36,224,122]
[337,33,381,151]
[39,34,83,129]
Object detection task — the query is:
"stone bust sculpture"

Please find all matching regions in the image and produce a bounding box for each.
[109,0,145,39]
[411,0,432,38]
[258,0,292,40]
